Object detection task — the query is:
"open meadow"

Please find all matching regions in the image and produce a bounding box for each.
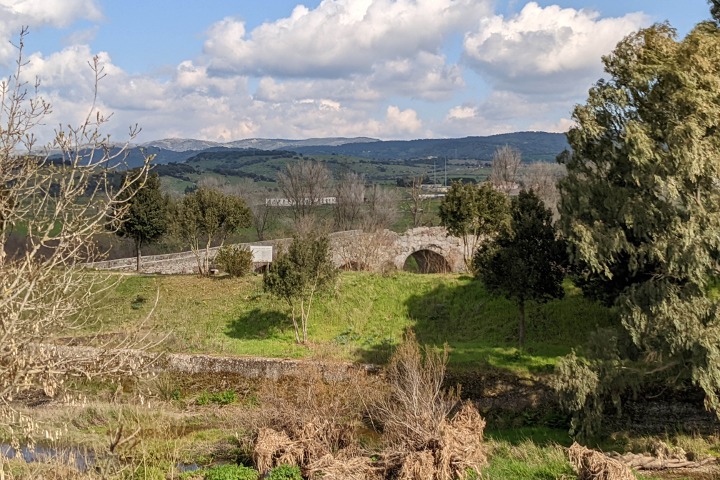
[87,272,617,372]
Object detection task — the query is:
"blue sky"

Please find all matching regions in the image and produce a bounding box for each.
[0,0,712,143]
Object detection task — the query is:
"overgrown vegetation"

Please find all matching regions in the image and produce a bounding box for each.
[214,244,254,277]
[556,16,720,436]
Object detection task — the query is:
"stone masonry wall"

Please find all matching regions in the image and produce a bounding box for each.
[87,228,471,274]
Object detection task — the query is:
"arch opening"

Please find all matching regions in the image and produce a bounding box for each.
[403,249,450,274]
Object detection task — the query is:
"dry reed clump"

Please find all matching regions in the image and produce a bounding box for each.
[382,402,486,480]
[249,364,379,475]
[435,402,487,477]
[249,334,486,480]
[305,453,383,480]
[372,332,487,480]
[253,427,306,474]
[568,442,635,480]
[251,415,360,474]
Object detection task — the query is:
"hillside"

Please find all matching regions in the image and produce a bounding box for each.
[108,131,568,169]
[141,131,567,193]
[291,131,569,162]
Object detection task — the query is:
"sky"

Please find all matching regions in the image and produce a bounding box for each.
[0,0,713,143]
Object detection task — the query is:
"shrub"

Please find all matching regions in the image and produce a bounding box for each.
[215,245,254,277]
[196,389,237,406]
[204,464,259,480]
[267,464,302,480]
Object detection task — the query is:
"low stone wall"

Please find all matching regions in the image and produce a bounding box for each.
[40,343,378,383]
[87,228,471,274]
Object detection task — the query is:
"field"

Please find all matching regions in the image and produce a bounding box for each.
[5,271,719,479]
[87,272,617,372]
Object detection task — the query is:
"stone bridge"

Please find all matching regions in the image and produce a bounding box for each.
[88,227,471,274]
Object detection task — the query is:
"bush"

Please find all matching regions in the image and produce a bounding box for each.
[196,389,237,406]
[204,464,259,480]
[267,464,302,480]
[215,245,254,277]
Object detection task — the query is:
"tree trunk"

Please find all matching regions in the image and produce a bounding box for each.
[518,299,526,348]
[135,239,142,272]
[300,300,308,344]
[291,305,301,344]
[203,238,212,276]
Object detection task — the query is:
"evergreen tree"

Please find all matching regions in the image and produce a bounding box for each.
[263,235,337,344]
[558,18,720,420]
[114,172,169,271]
[475,190,566,346]
[176,187,252,275]
[439,182,510,270]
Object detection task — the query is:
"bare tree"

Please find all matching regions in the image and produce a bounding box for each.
[220,180,277,241]
[333,171,365,231]
[246,189,276,241]
[277,160,331,225]
[521,162,565,218]
[404,175,430,228]
[334,229,396,271]
[1,30,153,426]
[363,183,399,231]
[489,145,522,192]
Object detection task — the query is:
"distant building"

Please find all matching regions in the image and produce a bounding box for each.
[265,196,337,207]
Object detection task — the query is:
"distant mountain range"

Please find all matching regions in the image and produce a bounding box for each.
[141,136,379,152]
[113,131,568,169]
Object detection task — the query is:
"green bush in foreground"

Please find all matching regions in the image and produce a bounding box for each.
[267,463,302,480]
[215,244,254,277]
[204,464,258,480]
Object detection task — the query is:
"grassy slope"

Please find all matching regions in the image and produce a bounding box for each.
[92,272,616,373]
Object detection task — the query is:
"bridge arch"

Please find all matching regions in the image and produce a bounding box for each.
[402,248,451,274]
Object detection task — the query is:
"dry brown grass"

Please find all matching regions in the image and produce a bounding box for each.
[371,331,457,450]
[253,427,305,474]
[247,333,487,480]
[369,332,486,480]
[568,442,635,480]
[248,364,380,474]
[305,453,382,480]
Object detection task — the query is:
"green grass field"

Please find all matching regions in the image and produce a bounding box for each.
[90,271,617,373]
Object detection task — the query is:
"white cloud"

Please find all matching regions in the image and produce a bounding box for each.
[447,105,477,121]
[0,0,660,144]
[204,0,490,78]
[370,52,464,101]
[529,117,576,133]
[0,0,102,63]
[62,26,99,46]
[439,89,579,137]
[463,2,647,94]
[385,105,423,136]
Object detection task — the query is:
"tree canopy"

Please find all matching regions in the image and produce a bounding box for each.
[176,187,252,275]
[558,19,720,419]
[263,235,337,344]
[475,190,566,346]
[439,182,510,270]
[113,171,169,271]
